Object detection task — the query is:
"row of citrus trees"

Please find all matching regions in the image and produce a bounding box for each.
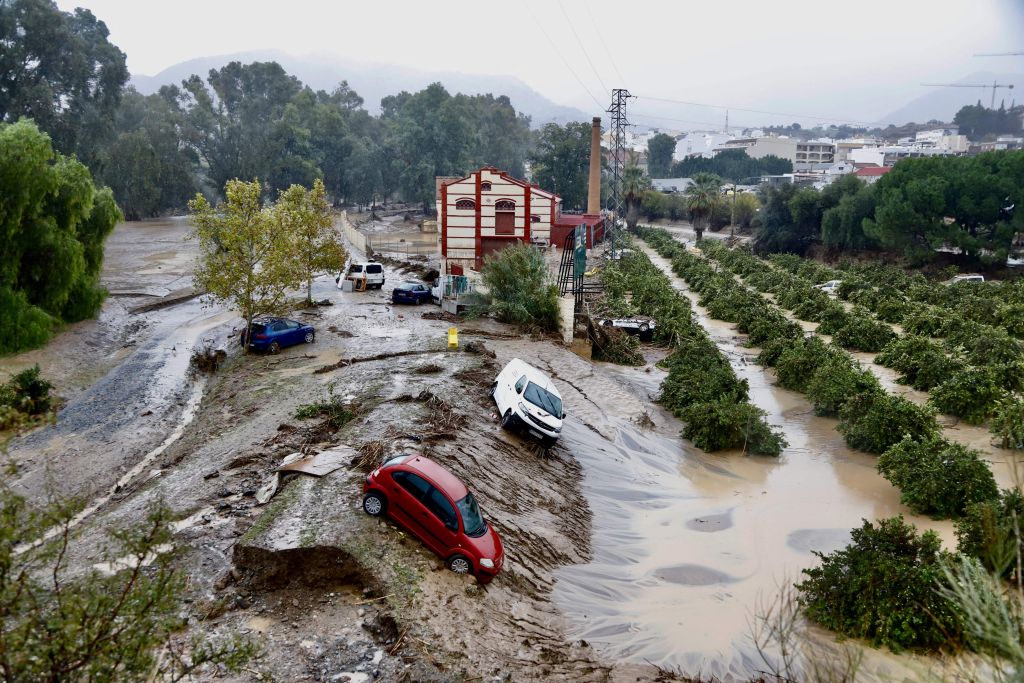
[636,226,1024,655]
[600,249,786,455]
[737,247,1024,448]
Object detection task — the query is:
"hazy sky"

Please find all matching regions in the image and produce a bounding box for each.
[58,0,1024,124]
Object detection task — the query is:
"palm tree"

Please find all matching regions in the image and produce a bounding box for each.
[685,172,722,241]
[621,166,650,233]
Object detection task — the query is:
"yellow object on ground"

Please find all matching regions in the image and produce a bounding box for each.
[355,277,367,292]
[448,327,458,349]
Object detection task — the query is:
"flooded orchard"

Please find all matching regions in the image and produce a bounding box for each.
[4,217,1008,681]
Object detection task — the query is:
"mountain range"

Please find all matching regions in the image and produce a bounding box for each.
[877,71,1024,126]
[130,50,590,127]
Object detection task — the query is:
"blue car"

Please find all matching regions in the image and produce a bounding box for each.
[391,282,432,305]
[240,317,315,353]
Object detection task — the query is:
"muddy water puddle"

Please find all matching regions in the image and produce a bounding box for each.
[548,244,974,680]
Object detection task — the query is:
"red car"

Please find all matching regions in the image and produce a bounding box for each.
[362,455,503,583]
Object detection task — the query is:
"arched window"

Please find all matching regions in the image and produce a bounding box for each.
[495,199,516,234]
[454,198,475,210]
[480,181,492,191]
[530,215,541,223]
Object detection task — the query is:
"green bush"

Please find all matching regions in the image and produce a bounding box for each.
[0,286,56,354]
[998,302,1024,337]
[756,335,799,367]
[838,390,939,453]
[679,400,786,456]
[1,366,54,415]
[806,355,880,417]
[955,489,1024,577]
[991,396,1024,449]
[775,335,839,393]
[796,516,963,652]
[875,295,912,323]
[875,335,959,391]
[929,366,1007,424]
[877,436,998,518]
[902,306,949,337]
[830,310,896,353]
[479,244,560,331]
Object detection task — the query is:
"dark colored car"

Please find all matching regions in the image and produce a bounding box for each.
[391,282,432,305]
[362,455,504,583]
[240,317,315,353]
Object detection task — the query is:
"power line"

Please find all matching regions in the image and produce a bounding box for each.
[583,4,625,85]
[636,95,876,126]
[631,111,728,129]
[557,0,608,98]
[526,3,605,111]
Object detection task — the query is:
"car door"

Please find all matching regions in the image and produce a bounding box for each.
[419,484,460,555]
[268,322,286,344]
[387,471,436,544]
[285,320,302,346]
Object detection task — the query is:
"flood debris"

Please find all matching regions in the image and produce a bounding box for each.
[314,349,441,374]
[189,344,228,373]
[255,448,354,504]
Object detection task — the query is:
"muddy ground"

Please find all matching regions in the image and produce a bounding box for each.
[4,217,1011,682]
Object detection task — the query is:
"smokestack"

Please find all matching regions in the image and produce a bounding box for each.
[587,116,601,215]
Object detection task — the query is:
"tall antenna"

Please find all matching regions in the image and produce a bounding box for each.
[725,109,729,132]
[606,88,632,250]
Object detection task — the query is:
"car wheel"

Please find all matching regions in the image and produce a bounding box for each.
[542,435,558,448]
[602,319,613,327]
[639,323,649,332]
[488,381,498,397]
[499,409,513,429]
[447,554,472,576]
[363,492,386,517]
[304,331,315,344]
[268,342,281,355]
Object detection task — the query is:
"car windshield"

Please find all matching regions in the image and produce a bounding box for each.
[398,282,418,290]
[382,455,409,468]
[456,493,486,537]
[524,381,562,416]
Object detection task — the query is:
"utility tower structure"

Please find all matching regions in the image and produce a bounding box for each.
[606,88,632,251]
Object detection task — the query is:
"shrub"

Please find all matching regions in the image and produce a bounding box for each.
[774,335,839,393]
[740,308,801,347]
[999,302,1024,338]
[902,306,949,337]
[830,311,896,353]
[838,390,939,454]
[1,366,54,415]
[929,367,1007,424]
[806,355,880,417]
[955,489,1024,577]
[991,396,1024,449]
[877,436,998,518]
[796,516,963,652]
[875,335,959,391]
[0,286,56,354]
[680,400,786,456]
[875,295,912,324]
[757,335,799,367]
[814,302,850,335]
[479,244,560,331]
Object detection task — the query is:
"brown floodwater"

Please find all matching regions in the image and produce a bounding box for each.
[547,243,1008,681]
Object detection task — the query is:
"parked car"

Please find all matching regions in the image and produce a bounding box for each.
[391,281,432,305]
[814,280,842,295]
[240,317,315,353]
[344,261,386,289]
[490,358,564,447]
[362,455,503,583]
[597,316,656,342]
[946,274,985,285]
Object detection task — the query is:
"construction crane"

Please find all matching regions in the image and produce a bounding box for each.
[921,81,1015,109]
[974,51,1024,57]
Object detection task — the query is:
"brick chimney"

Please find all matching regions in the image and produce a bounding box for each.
[587,117,601,215]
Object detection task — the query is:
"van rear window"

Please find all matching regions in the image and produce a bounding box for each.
[350,265,363,273]
[366,264,383,274]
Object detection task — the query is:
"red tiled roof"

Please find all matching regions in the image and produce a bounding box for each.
[855,166,890,177]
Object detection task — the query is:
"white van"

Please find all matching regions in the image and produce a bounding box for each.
[490,358,564,447]
[344,261,386,289]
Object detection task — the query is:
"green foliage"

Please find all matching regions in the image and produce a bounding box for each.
[275,179,347,303]
[679,400,786,456]
[878,436,998,518]
[796,517,963,652]
[0,490,258,680]
[670,148,792,180]
[990,396,1024,449]
[684,173,721,240]
[875,335,958,390]
[479,244,559,332]
[929,366,1007,424]
[0,120,120,353]
[806,355,881,417]
[838,390,939,454]
[622,166,650,232]
[646,133,676,178]
[0,0,129,165]
[954,102,1024,141]
[774,335,839,393]
[529,121,594,211]
[821,183,877,251]
[955,489,1024,577]
[830,309,896,353]
[0,364,54,430]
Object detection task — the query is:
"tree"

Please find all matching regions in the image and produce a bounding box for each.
[189,180,300,351]
[646,133,676,178]
[685,172,722,241]
[954,101,1024,140]
[621,166,650,232]
[0,487,257,681]
[478,244,559,331]
[0,120,121,353]
[0,0,129,166]
[275,179,347,304]
[529,121,593,212]
[671,149,792,180]
[732,192,759,231]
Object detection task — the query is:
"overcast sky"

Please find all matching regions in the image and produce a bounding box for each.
[58,0,1024,125]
